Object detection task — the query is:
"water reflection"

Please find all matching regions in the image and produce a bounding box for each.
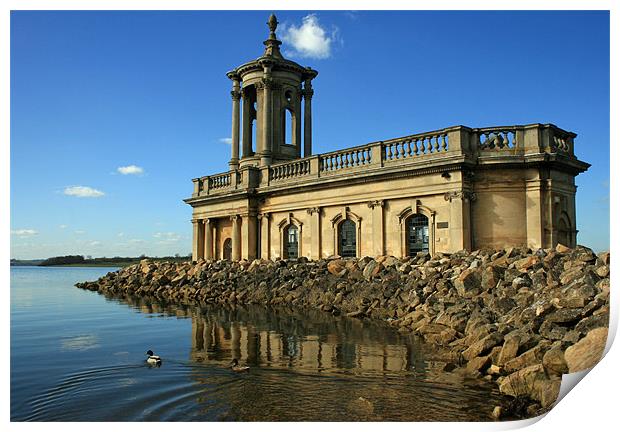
[188,306,418,376]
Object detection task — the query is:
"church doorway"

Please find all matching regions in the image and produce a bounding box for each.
[223,238,232,260]
[407,214,429,255]
[338,219,357,258]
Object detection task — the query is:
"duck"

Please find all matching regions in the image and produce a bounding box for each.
[229,358,249,372]
[145,349,162,365]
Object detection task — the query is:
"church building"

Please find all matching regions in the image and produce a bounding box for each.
[184,15,590,261]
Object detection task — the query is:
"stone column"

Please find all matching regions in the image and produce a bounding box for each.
[241,89,252,158]
[306,207,321,259]
[294,87,302,157]
[241,213,258,260]
[368,200,384,256]
[303,79,314,157]
[260,68,273,166]
[229,79,241,169]
[231,215,241,261]
[192,219,205,261]
[260,213,271,259]
[204,218,214,260]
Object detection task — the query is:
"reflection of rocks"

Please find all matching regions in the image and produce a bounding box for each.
[76,245,610,417]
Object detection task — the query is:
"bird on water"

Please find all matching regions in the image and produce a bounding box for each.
[146,350,162,365]
[229,358,249,372]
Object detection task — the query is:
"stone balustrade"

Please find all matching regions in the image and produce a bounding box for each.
[192,123,577,197]
[383,130,449,162]
[319,144,374,173]
[474,127,517,151]
[269,158,311,181]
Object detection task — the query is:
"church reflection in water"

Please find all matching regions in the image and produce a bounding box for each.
[188,305,420,374]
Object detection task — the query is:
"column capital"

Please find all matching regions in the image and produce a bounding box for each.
[230,214,240,222]
[259,212,271,220]
[306,207,321,215]
[367,200,384,209]
[231,90,241,101]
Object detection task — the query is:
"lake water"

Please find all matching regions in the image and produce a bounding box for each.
[11,266,509,421]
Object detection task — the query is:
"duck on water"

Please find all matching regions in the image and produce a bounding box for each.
[146,350,162,366]
[229,359,249,372]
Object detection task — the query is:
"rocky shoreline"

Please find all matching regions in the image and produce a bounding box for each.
[76,244,610,419]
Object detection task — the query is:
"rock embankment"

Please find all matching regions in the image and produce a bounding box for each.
[76,244,609,416]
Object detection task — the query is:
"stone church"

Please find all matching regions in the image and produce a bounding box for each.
[185,15,590,262]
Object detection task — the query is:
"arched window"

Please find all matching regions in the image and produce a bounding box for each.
[284,225,299,259]
[223,238,232,260]
[284,108,294,145]
[407,214,429,255]
[558,215,572,247]
[338,219,357,258]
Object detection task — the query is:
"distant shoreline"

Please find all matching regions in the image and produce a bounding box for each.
[10,257,190,268]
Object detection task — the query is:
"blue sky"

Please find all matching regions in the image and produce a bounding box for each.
[10,10,609,259]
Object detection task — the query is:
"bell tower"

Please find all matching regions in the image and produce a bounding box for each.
[227,14,318,169]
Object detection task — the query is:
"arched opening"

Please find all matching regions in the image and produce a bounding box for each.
[283,108,294,145]
[241,85,257,158]
[283,224,299,259]
[251,101,257,154]
[407,214,429,255]
[223,238,232,260]
[558,215,572,247]
[338,219,357,258]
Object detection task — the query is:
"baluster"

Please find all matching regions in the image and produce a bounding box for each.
[386,144,393,160]
[442,134,448,151]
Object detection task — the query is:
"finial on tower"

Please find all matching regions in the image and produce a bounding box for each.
[267,14,279,39]
[263,14,283,59]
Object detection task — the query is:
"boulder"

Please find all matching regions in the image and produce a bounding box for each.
[362,260,383,280]
[454,268,482,298]
[481,265,505,290]
[542,344,568,376]
[497,335,521,366]
[564,327,608,372]
[327,259,346,276]
[462,332,504,361]
[498,364,547,400]
[503,342,550,374]
[514,256,539,272]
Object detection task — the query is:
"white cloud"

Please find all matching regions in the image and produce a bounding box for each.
[219,138,232,145]
[64,186,105,198]
[153,232,181,243]
[89,241,102,246]
[74,230,86,235]
[117,165,144,175]
[11,229,38,237]
[281,14,336,59]
[117,232,125,237]
[59,224,67,229]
